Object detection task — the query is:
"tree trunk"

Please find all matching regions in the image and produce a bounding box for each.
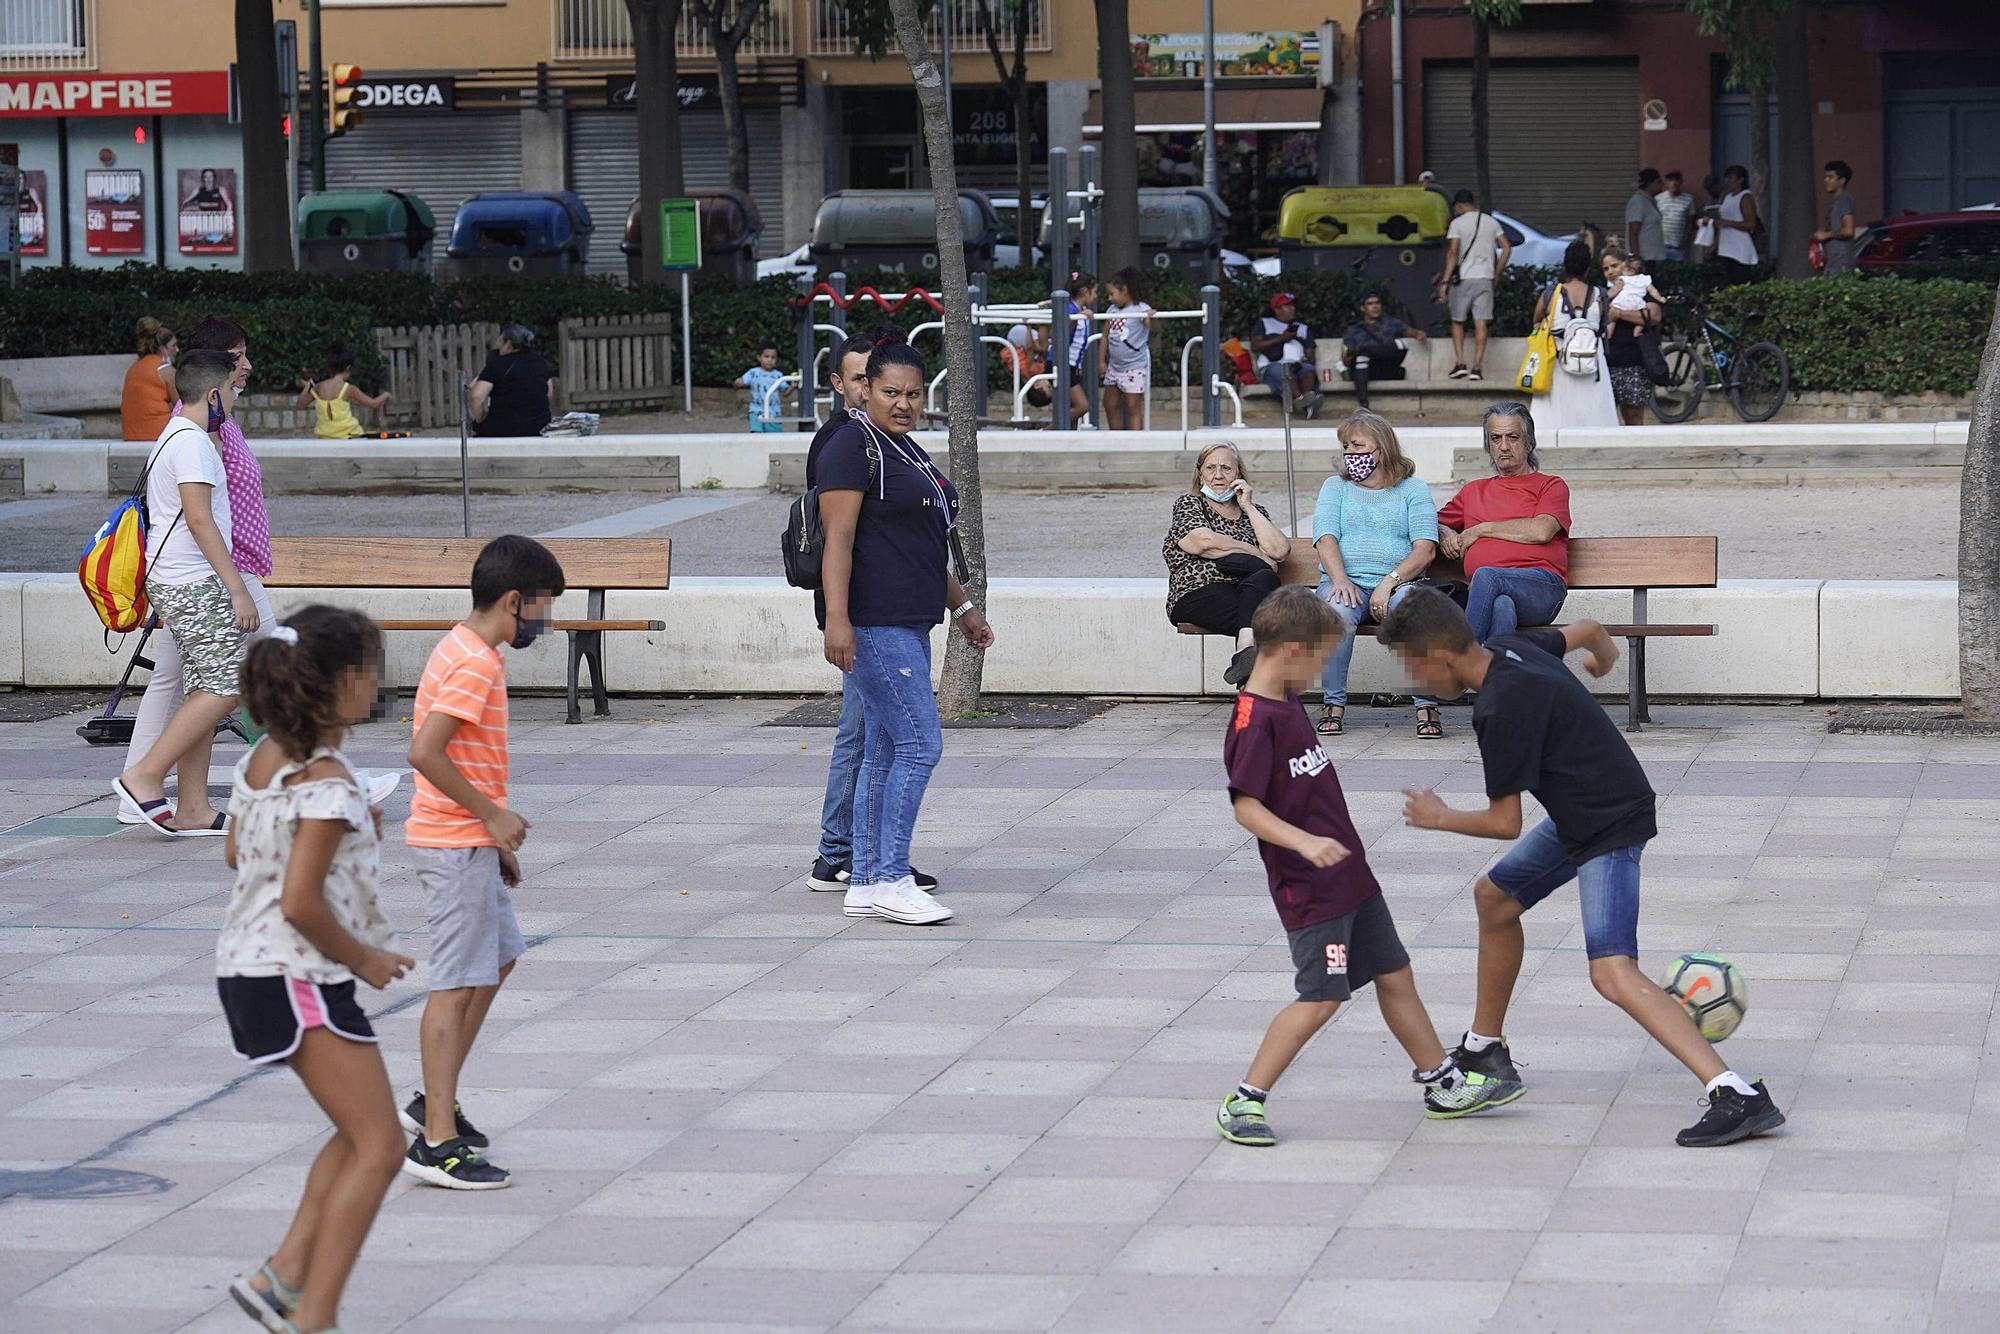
[713,30,751,193]
[1961,287,2000,719]
[235,0,292,272]
[1772,1,1815,279]
[1471,13,1491,208]
[628,0,688,288]
[1747,78,1771,204]
[1316,85,1340,186]
[888,0,987,715]
[1093,0,1139,274]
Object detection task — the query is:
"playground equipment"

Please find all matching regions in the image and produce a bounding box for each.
[1276,185,1451,325]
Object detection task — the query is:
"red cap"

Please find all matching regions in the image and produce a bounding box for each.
[1270,292,1297,311]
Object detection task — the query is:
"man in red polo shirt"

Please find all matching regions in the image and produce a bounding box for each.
[1436,403,1570,642]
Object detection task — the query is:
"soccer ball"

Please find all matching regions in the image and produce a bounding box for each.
[1659,953,1747,1042]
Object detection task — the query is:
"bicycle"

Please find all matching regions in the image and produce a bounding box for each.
[1649,293,1791,423]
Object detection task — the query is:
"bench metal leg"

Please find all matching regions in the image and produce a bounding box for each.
[565,630,585,725]
[583,630,609,717]
[1624,636,1652,733]
[564,590,614,725]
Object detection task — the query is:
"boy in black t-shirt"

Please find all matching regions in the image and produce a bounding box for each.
[1381,590,1785,1148]
[1217,587,1524,1147]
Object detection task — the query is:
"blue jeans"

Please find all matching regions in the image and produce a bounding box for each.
[1464,566,1567,643]
[816,674,865,863]
[848,625,942,888]
[1317,578,1435,708]
[1486,818,1644,960]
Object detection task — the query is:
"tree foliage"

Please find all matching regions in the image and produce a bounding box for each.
[1686,0,1787,91]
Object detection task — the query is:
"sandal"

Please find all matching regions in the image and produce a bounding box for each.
[1415,706,1443,740]
[1316,704,1344,736]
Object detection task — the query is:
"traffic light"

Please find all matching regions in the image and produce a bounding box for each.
[329,63,363,138]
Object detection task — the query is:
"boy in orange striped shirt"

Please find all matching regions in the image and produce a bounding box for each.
[401,535,566,1190]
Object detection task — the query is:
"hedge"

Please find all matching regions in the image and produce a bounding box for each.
[1706,275,1993,395]
[3,259,1989,398]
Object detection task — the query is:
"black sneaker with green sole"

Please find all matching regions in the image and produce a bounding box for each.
[400,1093,488,1149]
[401,1135,510,1190]
[1452,1034,1523,1086]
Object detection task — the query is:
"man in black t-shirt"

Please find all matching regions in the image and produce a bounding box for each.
[1214,588,1523,1148]
[1381,590,1785,1148]
[802,330,940,902]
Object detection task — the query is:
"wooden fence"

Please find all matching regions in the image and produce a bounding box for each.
[372,322,499,429]
[370,314,676,430]
[557,315,677,413]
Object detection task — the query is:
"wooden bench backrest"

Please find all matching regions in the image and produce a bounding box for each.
[1280,535,1717,590]
[264,537,671,590]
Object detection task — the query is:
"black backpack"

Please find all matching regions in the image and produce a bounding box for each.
[782,448,878,590]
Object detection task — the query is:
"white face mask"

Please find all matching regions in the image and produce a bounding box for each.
[1200,484,1236,503]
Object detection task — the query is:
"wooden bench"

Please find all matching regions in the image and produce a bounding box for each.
[1177,535,1718,732]
[266,537,669,725]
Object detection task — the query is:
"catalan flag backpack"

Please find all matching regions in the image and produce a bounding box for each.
[78,421,194,634]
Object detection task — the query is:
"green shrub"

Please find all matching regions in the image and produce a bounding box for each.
[1706,276,1991,395]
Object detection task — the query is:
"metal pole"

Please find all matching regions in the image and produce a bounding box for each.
[457,374,472,538]
[307,0,325,193]
[1048,148,1071,432]
[680,271,692,414]
[1391,0,1406,185]
[969,269,987,426]
[828,270,848,335]
[1201,0,1217,194]
[1079,144,1101,429]
[796,271,816,423]
[1200,284,1221,429]
[1052,288,1072,431]
[1279,379,1299,534]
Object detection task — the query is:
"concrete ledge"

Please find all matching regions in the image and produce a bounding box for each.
[2,573,1951,701]
[0,353,129,415]
[102,439,681,496]
[1819,580,1958,698]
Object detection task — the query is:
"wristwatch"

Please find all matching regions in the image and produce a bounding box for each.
[950,600,976,620]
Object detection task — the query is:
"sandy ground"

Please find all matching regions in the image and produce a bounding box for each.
[0,478,1959,580]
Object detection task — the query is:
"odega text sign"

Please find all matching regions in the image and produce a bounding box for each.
[353,78,457,111]
[0,72,230,117]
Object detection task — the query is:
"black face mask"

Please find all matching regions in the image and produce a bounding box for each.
[509,601,546,651]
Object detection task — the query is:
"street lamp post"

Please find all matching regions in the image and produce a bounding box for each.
[1202,0,1217,194]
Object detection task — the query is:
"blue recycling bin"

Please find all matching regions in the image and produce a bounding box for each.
[440,191,594,278]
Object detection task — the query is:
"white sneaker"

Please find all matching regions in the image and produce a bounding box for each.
[869,875,954,926]
[842,883,880,919]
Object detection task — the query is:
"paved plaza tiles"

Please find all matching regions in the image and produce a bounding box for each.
[0,696,1996,1332]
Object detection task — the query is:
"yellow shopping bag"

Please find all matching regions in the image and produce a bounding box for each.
[1516,296,1557,395]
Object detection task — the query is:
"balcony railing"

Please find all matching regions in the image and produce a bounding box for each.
[811,0,1050,58]
[0,0,93,72]
[555,0,793,63]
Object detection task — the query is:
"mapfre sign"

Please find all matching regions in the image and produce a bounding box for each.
[0,72,231,118]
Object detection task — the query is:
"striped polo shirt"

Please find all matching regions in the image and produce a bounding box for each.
[405,624,510,849]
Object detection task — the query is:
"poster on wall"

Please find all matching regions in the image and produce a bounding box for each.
[176,167,236,254]
[1131,32,1320,80]
[18,168,45,255]
[84,168,144,255]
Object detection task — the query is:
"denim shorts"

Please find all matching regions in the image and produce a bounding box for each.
[1485,818,1643,960]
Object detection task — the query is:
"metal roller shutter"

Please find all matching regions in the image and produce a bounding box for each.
[1422,62,1639,236]
[567,108,786,276]
[312,111,524,270]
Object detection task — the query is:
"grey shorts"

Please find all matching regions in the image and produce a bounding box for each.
[146,574,248,697]
[1449,278,1495,323]
[1286,895,1410,1002]
[414,846,524,990]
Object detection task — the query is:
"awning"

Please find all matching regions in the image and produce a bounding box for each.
[1084,87,1323,135]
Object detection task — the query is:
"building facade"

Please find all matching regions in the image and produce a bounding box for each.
[1356,0,2000,242]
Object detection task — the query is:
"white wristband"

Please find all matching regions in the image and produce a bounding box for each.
[950,600,975,620]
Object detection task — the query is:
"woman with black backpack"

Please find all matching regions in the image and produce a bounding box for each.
[814,340,994,927]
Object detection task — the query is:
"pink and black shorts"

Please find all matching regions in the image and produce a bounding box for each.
[216,975,377,1063]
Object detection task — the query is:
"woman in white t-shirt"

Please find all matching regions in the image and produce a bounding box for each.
[1714,163,1761,285]
[112,349,262,839]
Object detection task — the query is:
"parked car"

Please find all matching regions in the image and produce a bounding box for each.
[756,242,815,282]
[1490,210,1576,268]
[1855,210,2000,268]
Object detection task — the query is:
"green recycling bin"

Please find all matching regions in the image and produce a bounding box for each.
[298,190,436,273]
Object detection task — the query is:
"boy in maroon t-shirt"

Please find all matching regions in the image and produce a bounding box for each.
[1216,587,1525,1146]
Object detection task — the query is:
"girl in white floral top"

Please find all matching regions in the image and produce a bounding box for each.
[217,605,412,1334]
